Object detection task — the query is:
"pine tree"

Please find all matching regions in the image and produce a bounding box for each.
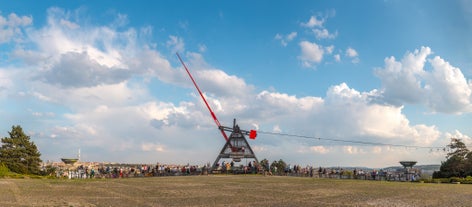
[0,125,42,174]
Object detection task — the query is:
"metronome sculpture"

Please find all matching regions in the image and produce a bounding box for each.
[177,53,259,171]
[213,119,259,167]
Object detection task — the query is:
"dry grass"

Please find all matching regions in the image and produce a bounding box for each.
[1,175,471,206]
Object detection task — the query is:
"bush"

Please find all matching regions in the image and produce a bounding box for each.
[39,165,57,176]
[450,177,461,183]
[0,162,10,176]
[432,178,451,183]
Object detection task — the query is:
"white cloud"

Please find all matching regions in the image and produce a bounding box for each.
[273,125,282,133]
[141,143,166,152]
[374,47,430,105]
[59,19,79,29]
[343,146,364,154]
[325,45,334,54]
[166,35,185,54]
[198,44,207,52]
[334,54,341,62]
[299,41,324,67]
[286,32,297,41]
[197,69,252,98]
[274,32,297,46]
[252,82,440,153]
[444,130,472,146]
[0,12,32,43]
[310,146,330,154]
[0,70,13,93]
[38,51,131,88]
[375,46,472,114]
[257,90,324,111]
[294,12,354,67]
[320,83,441,145]
[345,47,360,63]
[424,56,472,113]
[313,28,337,39]
[346,47,358,57]
[301,16,324,28]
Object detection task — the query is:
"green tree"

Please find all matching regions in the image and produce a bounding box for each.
[434,138,471,178]
[270,159,287,175]
[446,138,469,159]
[260,158,270,171]
[0,125,42,174]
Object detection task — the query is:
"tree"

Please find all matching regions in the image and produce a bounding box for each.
[260,158,270,171]
[446,138,469,159]
[0,125,42,174]
[434,138,471,178]
[270,159,287,175]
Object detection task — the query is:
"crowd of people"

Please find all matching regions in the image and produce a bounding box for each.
[55,163,209,179]
[52,160,420,182]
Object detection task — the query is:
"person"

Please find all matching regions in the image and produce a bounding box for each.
[90,168,95,178]
[226,162,231,172]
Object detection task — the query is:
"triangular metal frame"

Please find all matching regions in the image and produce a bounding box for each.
[212,119,258,170]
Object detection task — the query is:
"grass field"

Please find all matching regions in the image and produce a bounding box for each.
[1,175,471,206]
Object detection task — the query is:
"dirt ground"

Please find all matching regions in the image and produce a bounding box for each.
[1,175,471,207]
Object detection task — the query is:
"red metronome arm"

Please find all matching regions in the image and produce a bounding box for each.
[176,53,229,141]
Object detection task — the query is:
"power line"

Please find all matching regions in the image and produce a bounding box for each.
[257,130,448,150]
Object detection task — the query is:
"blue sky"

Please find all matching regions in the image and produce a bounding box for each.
[1,0,471,168]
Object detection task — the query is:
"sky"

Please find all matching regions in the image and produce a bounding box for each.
[1,0,471,168]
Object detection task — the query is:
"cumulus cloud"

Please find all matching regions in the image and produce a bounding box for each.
[292,12,357,66]
[444,130,472,146]
[253,82,441,150]
[346,47,358,57]
[322,83,440,145]
[424,56,472,113]
[345,47,359,63]
[375,46,472,114]
[257,90,323,112]
[299,41,324,67]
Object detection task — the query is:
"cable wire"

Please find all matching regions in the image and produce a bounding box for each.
[257,130,447,150]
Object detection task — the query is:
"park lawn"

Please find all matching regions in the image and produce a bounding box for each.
[1,175,471,206]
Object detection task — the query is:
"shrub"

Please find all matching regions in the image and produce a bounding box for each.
[0,162,11,176]
[450,177,461,183]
